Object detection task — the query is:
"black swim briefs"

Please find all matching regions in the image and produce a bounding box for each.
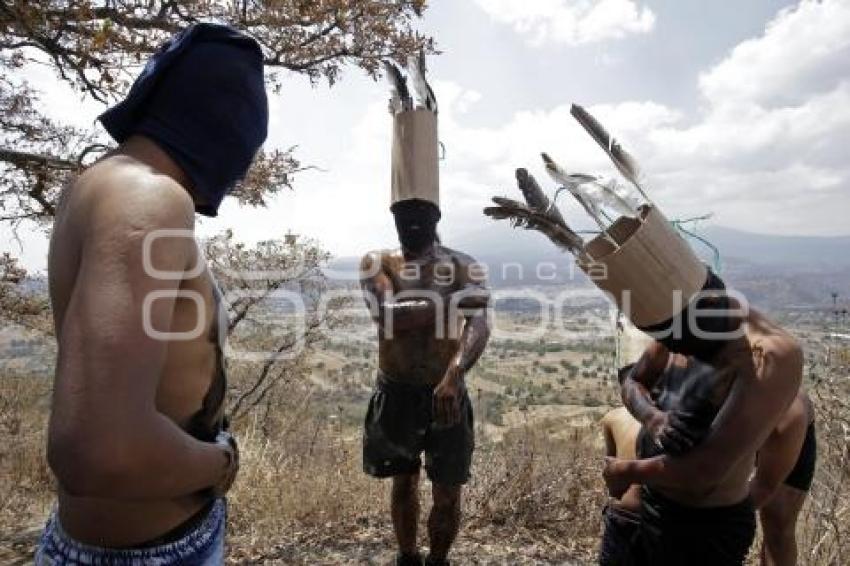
[784,421,817,492]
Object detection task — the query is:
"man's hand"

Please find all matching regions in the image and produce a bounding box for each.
[433,366,464,427]
[603,457,632,499]
[211,431,239,498]
[646,411,699,456]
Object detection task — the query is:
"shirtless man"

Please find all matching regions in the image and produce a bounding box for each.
[599,405,643,565]
[602,371,815,566]
[37,23,268,564]
[604,280,803,565]
[360,199,491,566]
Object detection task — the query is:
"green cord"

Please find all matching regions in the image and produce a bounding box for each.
[670,216,722,274]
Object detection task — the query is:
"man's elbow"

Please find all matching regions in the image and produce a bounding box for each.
[48,429,137,497]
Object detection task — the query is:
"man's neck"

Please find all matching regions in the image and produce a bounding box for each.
[114,135,195,199]
[402,242,437,261]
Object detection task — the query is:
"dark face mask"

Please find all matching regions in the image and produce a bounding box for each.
[391,199,440,254]
[639,270,740,362]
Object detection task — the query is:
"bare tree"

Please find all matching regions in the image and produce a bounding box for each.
[0,253,51,333]
[0,0,433,224]
[203,230,349,423]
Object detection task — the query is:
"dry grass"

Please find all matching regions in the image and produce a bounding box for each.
[0,375,53,535]
[228,412,384,546]
[1,368,848,565]
[796,372,850,564]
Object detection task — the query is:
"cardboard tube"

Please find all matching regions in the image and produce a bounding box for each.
[391,109,439,208]
[579,205,707,327]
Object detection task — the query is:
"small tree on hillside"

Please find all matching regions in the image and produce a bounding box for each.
[203,229,350,423]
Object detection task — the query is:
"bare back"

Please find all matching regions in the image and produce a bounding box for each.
[49,155,226,546]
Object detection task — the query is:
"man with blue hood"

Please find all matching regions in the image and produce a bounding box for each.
[38,23,268,564]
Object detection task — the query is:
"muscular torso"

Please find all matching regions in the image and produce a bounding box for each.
[373,247,468,385]
[49,159,226,546]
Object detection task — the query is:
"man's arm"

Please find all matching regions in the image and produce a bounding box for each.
[450,254,491,375]
[750,394,809,508]
[606,339,803,494]
[47,181,232,499]
[621,345,701,455]
[602,414,617,458]
[433,257,491,426]
[359,252,439,332]
[433,309,491,426]
[621,341,669,425]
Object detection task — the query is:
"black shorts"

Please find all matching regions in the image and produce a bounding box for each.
[363,373,474,486]
[599,503,641,566]
[784,421,817,491]
[632,487,756,566]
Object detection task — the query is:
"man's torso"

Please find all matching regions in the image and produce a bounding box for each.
[375,246,468,386]
[48,158,226,546]
[642,328,778,507]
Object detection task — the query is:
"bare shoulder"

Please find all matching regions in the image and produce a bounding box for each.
[439,245,488,284]
[360,250,382,272]
[74,157,195,234]
[746,308,803,386]
[438,245,479,267]
[751,319,802,368]
[602,406,630,427]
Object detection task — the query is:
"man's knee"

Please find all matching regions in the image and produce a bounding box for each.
[392,473,420,501]
[432,484,461,512]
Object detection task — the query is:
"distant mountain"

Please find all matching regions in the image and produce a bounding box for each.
[445,222,850,270]
[699,226,850,269]
[330,223,850,308]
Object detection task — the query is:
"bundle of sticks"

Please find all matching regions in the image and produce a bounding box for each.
[484,104,652,257]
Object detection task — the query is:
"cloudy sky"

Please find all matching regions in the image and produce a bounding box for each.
[6,0,850,272]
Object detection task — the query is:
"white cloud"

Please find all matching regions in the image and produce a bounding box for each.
[699,0,850,107]
[471,0,655,46]
[213,0,850,248]
[638,0,850,234]
[6,0,850,274]
[430,0,850,237]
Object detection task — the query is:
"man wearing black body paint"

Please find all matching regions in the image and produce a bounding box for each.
[39,23,268,564]
[360,60,491,566]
